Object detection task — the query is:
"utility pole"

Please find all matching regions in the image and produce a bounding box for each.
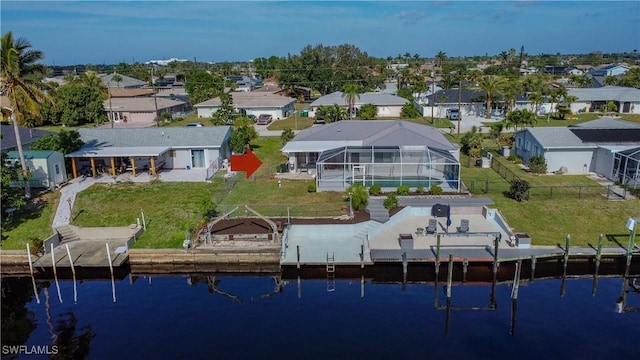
[151,65,159,127]
[431,71,435,127]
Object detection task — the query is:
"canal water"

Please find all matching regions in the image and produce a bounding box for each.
[2,275,639,359]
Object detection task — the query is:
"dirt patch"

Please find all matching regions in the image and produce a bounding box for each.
[210,210,371,235]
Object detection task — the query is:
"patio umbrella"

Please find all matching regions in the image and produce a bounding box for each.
[446,204,452,232]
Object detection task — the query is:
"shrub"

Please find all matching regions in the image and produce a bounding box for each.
[429,184,443,195]
[346,183,368,210]
[383,193,399,210]
[529,155,547,174]
[508,179,530,202]
[416,185,425,194]
[507,154,522,164]
[498,133,514,148]
[30,237,44,255]
[396,185,410,195]
[369,184,382,196]
[307,182,316,193]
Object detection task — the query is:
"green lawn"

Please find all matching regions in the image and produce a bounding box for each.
[2,133,637,249]
[267,117,314,131]
[1,191,59,250]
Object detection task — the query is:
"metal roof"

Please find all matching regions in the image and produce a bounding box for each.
[100,72,147,88]
[310,91,409,107]
[67,146,170,158]
[569,117,640,129]
[77,127,231,148]
[284,120,457,153]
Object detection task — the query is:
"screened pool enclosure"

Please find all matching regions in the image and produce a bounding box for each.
[614,147,640,188]
[315,146,460,192]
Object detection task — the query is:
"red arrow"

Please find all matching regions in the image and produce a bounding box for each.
[230,148,262,178]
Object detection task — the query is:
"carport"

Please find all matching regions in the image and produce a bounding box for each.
[66,146,170,178]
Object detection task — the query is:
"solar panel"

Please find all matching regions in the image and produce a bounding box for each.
[569,128,640,143]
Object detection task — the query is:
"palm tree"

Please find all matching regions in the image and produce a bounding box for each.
[436,51,447,70]
[342,83,361,119]
[1,31,51,198]
[478,75,506,119]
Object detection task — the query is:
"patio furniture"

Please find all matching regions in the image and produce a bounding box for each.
[415,227,424,237]
[457,219,469,233]
[426,218,437,234]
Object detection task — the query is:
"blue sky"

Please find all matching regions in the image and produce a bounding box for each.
[3,1,639,65]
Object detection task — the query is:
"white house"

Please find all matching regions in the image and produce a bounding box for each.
[67,127,231,179]
[194,92,295,120]
[568,86,640,114]
[6,150,67,190]
[308,92,409,118]
[103,97,188,126]
[590,64,630,77]
[282,120,461,192]
[513,118,640,185]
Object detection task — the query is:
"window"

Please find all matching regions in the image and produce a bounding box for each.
[516,137,522,149]
[525,141,531,151]
[55,164,60,174]
[169,150,176,157]
[533,145,539,155]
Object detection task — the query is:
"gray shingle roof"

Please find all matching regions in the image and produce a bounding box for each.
[310,92,409,107]
[102,97,186,112]
[78,127,231,149]
[288,120,457,151]
[194,92,295,108]
[100,72,147,88]
[519,117,640,148]
[570,117,640,129]
[568,86,640,102]
[0,124,52,151]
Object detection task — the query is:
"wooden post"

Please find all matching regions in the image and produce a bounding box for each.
[462,258,468,283]
[297,276,301,299]
[106,243,116,302]
[296,245,300,269]
[51,243,62,303]
[402,251,408,277]
[564,234,571,268]
[446,254,453,300]
[110,157,116,176]
[141,208,146,231]
[435,234,441,280]
[493,235,500,276]
[131,157,137,177]
[26,243,40,304]
[511,259,522,300]
[65,244,77,304]
[90,157,96,177]
[595,233,604,266]
[360,244,364,269]
[27,243,35,276]
[530,255,537,280]
[150,156,156,176]
[71,157,78,178]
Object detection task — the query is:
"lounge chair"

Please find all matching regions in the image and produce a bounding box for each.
[457,219,469,233]
[426,218,437,234]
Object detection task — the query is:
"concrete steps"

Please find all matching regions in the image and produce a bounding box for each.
[366,199,389,223]
[55,225,80,243]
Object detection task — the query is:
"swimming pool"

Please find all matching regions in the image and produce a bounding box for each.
[347,176,443,188]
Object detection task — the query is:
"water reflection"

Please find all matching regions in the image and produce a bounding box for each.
[2,270,639,358]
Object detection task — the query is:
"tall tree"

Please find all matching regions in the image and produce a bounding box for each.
[436,51,447,70]
[342,83,361,119]
[478,75,506,119]
[1,31,51,198]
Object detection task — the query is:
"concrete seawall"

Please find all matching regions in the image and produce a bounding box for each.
[128,248,282,274]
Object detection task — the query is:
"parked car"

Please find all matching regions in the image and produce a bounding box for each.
[446,108,460,120]
[256,114,272,125]
[247,114,256,122]
[186,122,205,127]
[314,116,326,124]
